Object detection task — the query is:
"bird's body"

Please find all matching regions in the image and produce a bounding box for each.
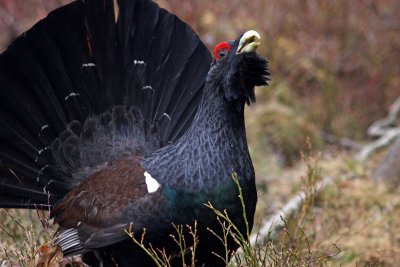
[0,0,269,266]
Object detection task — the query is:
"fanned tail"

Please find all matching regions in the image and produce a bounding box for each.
[0,0,211,208]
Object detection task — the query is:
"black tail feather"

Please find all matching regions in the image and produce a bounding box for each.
[0,0,211,208]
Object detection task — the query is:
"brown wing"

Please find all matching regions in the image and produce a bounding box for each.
[52,157,149,229]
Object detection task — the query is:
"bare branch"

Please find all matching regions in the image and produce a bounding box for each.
[250,176,333,245]
[355,97,400,162]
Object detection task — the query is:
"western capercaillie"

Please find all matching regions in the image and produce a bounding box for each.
[0,0,269,266]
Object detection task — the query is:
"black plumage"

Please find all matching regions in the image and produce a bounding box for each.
[0,0,269,266]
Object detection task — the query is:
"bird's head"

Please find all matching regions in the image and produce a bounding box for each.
[207,30,270,107]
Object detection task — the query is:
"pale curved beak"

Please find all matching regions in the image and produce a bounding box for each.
[236,30,261,54]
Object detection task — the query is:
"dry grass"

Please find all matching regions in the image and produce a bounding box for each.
[0,209,56,266]
[253,150,400,266]
[312,178,400,266]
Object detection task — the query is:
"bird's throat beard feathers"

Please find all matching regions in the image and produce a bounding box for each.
[206,52,269,111]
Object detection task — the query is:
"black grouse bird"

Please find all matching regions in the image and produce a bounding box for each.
[0,0,269,266]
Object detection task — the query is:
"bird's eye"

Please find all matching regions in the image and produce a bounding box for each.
[214,42,231,61]
[218,49,227,58]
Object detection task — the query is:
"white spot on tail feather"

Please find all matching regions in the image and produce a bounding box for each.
[35,146,50,163]
[65,92,80,101]
[134,59,146,65]
[36,165,48,182]
[41,124,49,131]
[144,171,160,193]
[142,85,154,92]
[81,62,96,69]
[38,146,49,155]
[38,124,50,138]
[163,113,172,121]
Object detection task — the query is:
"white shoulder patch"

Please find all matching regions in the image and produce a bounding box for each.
[144,171,160,193]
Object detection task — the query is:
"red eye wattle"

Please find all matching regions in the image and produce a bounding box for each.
[213,42,231,61]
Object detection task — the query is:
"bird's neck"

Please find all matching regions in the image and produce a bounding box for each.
[144,80,254,192]
[187,81,246,137]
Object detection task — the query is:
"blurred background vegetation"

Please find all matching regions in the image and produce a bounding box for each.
[1,0,399,158]
[1,0,400,266]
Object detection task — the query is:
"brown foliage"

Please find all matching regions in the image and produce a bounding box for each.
[157,0,400,139]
